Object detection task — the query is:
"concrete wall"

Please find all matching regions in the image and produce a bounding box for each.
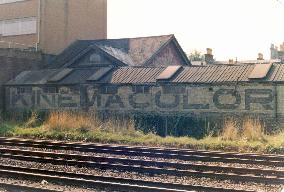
[39,0,107,55]
[0,0,107,54]
[5,83,277,120]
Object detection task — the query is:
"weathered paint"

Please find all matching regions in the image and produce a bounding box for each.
[146,41,188,67]
[5,84,276,118]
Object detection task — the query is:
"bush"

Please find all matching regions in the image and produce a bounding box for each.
[242,118,265,141]
[221,118,239,141]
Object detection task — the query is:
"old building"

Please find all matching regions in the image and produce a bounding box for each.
[4,34,284,133]
[271,43,284,62]
[0,0,107,54]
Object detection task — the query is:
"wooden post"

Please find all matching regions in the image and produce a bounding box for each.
[164,117,168,137]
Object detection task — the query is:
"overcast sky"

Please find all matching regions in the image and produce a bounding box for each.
[108,0,284,61]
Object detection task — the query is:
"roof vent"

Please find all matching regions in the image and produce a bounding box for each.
[248,63,272,79]
[156,66,182,80]
[48,68,73,82]
[87,67,113,81]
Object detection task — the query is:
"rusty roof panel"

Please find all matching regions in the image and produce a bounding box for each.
[248,63,273,79]
[109,67,165,84]
[156,66,182,80]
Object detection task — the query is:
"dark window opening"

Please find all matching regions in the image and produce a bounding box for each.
[99,86,118,94]
[17,87,32,94]
[132,86,150,93]
[43,87,58,94]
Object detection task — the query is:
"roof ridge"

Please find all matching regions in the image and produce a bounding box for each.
[77,34,174,42]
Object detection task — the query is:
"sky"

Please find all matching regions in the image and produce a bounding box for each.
[107,0,284,61]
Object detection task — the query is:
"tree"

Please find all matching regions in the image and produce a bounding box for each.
[188,50,204,61]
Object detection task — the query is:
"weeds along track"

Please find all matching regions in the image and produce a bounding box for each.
[0,137,282,191]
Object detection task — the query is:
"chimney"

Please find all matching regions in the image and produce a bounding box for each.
[257,53,264,60]
[205,48,214,64]
[271,44,279,59]
[228,59,234,64]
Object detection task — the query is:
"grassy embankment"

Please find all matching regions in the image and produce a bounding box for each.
[0,111,283,153]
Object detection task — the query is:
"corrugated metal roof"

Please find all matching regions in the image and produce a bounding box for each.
[102,67,165,84]
[7,63,284,86]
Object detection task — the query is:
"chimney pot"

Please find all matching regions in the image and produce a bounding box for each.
[229,59,234,64]
[257,53,264,60]
[206,48,212,55]
[205,48,214,64]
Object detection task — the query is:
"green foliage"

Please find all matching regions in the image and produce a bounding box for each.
[188,50,204,61]
[0,111,283,154]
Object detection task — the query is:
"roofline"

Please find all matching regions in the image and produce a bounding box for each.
[77,34,175,42]
[61,45,127,68]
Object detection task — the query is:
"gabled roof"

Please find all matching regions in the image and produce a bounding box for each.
[48,34,190,69]
[7,63,284,86]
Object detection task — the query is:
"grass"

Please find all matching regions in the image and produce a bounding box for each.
[0,111,283,154]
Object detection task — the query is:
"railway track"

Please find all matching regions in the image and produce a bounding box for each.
[0,164,254,192]
[0,182,60,192]
[0,137,283,165]
[0,148,283,184]
[0,137,282,191]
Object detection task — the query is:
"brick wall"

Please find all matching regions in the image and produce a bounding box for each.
[0,48,48,110]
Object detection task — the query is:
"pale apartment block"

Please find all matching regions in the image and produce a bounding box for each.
[0,0,107,54]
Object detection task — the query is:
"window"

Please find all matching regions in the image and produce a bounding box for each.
[43,87,58,94]
[0,0,25,4]
[0,17,37,36]
[132,86,150,94]
[99,86,118,94]
[90,53,102,63]
[17,87,32,94]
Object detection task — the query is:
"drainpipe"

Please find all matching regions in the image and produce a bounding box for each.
[274,84,278,120]
[36,0,41,51]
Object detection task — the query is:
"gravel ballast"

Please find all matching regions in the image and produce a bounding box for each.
[0,157,282,192]
[0,145,282,171]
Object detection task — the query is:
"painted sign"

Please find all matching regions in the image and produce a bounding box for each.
[7,85,275,115]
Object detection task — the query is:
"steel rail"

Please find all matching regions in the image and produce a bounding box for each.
[0,164,256,192]
[0,152,283,184]
[0,182,61,192]
[0,142,284,167]
[0,147,282,177]
[0,137,283,163]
